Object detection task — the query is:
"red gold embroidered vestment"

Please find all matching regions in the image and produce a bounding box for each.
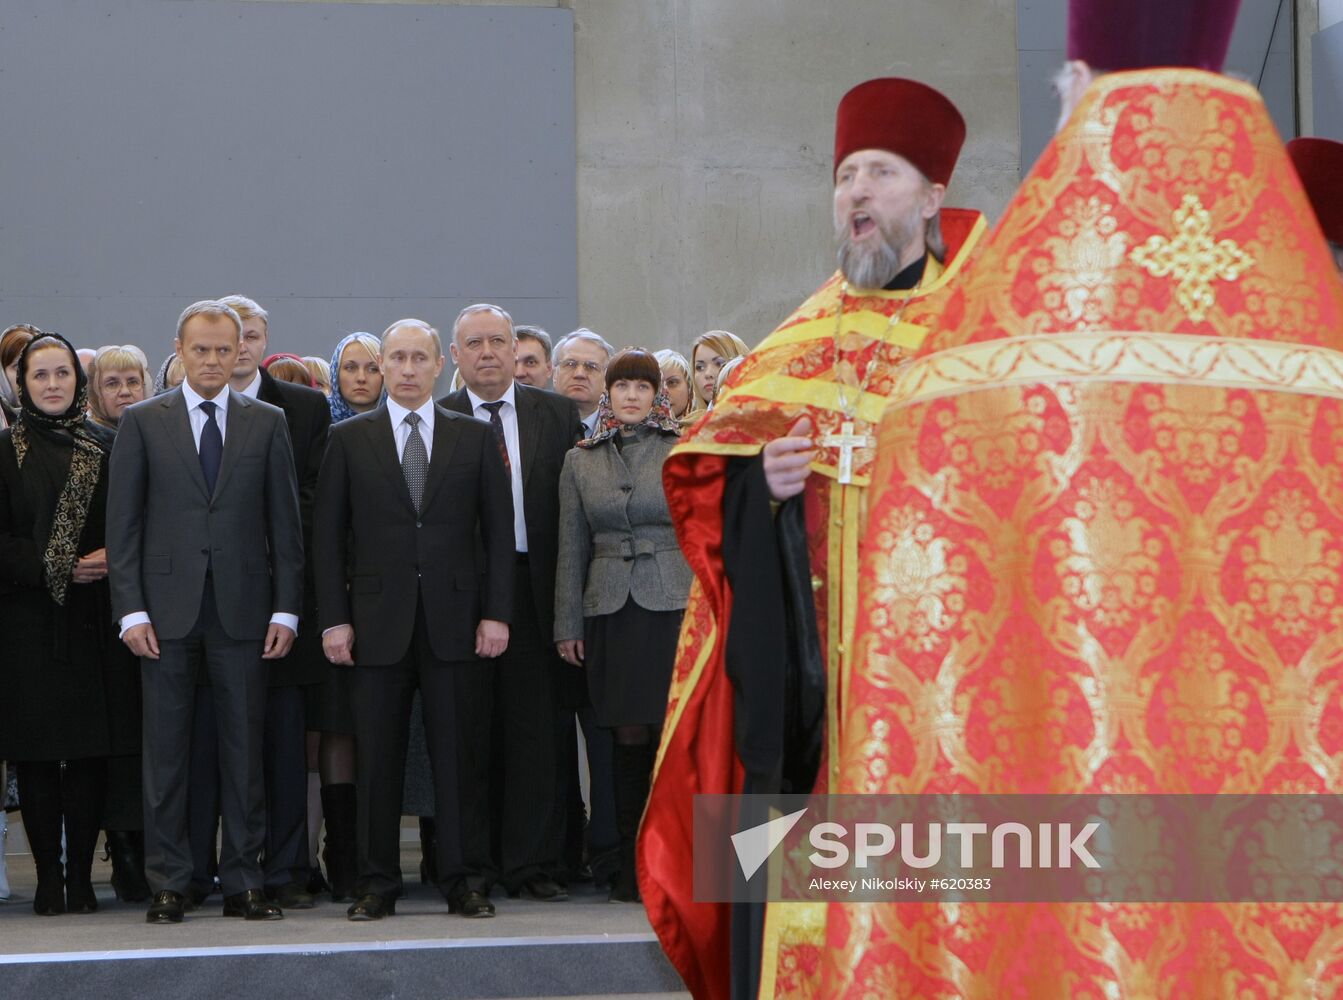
[811,68,1343,998]
[639,209,988,1000]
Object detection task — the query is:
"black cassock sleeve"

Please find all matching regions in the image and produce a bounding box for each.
[721,455,825,794]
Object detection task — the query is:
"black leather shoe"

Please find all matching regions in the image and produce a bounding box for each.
[447,888,495,918]
[347,893,395,921]
[267,881,315,909]
[511,876,568,901]
[222,888,283,920]
[146,890,185,924]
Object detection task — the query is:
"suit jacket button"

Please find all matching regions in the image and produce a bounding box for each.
[200,548,209,555]
[416,521,422,528]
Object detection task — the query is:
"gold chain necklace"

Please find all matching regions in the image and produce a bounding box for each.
[824,280,916,485]
[831,280,915,421]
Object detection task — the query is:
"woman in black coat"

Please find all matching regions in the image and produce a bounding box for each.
[0,332,133,914]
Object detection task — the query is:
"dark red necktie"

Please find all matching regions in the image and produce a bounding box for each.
[480,400,512,475]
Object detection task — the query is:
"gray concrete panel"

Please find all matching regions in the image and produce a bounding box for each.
[0,0,577,364]
[1315,22,1343,136]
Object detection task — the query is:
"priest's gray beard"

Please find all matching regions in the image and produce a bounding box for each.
[834,204,924,289]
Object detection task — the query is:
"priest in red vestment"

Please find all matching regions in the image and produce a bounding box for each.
[830,0,1343,995]
[639,78,987,999]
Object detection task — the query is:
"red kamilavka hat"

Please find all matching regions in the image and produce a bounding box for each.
[833,78,965,187]
[1288,137,1343,245]
[1068,0,1242,72]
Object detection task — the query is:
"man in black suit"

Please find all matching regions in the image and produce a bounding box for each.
[314,318,513,921]
[185,295,332,910]
[107,300,304,924]
[441,304,581,901]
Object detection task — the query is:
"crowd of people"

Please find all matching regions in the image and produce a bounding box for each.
[0,301,748,923]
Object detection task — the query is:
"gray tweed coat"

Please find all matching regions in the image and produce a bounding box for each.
[554,425,691,642]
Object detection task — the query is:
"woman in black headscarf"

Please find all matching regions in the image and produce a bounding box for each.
[0,332,133,915]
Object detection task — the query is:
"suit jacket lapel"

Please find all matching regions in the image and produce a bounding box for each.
[443,388,472,416]
[212,390,255,498]
[161,389,210,499]
[420,407,462,511]
[370,406,417,513]
[516,387,541,488]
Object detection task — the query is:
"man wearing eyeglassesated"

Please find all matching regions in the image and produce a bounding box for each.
[546,327,620,888]
[552,330,613,439]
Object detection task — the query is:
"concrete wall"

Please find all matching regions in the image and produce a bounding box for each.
[241,0,1022,356]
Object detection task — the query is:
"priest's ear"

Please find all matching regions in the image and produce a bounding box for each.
[919,179,946,222]
[1053,59,1095,133]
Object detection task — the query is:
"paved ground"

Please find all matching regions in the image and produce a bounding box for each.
[0,843,686,1000]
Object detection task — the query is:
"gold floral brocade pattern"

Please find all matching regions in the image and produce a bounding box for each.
[837,381,1343,997]
[819,68,1343,1000]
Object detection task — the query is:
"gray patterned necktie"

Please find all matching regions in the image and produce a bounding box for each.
[402,412,427,512]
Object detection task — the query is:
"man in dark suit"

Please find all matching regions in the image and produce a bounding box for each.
[184,295,332,910]
[314,318,513,921]
[441,304,581,901]
[107,300,304,924]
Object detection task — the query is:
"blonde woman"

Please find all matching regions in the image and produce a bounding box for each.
[710,355,746,412]
[88,345,151,429]
[689,330,747,410]
[328,332,384,421]
[654,349,696,425]
[302,356,332,395]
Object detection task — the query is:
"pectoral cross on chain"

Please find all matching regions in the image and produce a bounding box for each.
[823,420,874,485]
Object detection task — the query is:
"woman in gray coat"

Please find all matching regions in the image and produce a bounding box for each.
[555,349,690,902]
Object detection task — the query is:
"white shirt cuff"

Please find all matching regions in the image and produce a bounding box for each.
[321,624,350,637]
[270,613,300,635]
[119,612,151,638]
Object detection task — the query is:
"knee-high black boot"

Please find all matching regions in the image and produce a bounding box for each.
[16,762,66,916]
[105,830,150,903]
[60,758,107,914]
[319,783,358,902]
[418,816,438,887]
[609,743,652,903]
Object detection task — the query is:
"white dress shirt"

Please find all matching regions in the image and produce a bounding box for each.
[237,370,263,399]
[118,380,299,637]
[182,378,231,448]
[466,383,527,552]
[386,396,436,462]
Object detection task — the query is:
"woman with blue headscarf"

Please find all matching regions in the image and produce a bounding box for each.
[308,331,384,902]
[327,332,383,422]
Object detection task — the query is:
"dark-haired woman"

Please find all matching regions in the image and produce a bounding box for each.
[0,333,135,914]
[554,349,691,902]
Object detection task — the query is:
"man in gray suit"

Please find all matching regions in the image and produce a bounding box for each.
[107,300,304,924]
